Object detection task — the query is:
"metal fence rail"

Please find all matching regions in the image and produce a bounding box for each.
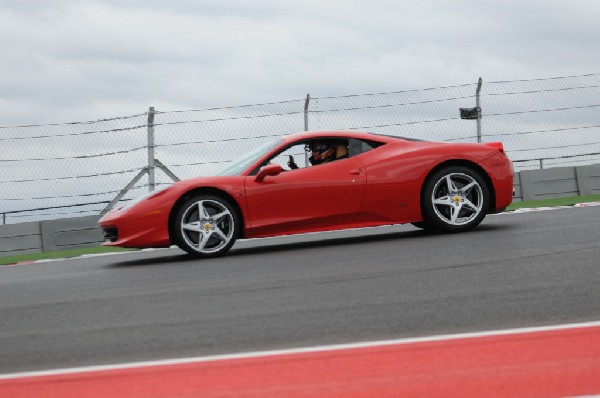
[1,72,599,224]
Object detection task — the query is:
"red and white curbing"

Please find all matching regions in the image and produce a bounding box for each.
[1,319,600,397]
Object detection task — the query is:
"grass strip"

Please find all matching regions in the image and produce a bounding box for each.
[0,246,136,266]
[506,194,600,211]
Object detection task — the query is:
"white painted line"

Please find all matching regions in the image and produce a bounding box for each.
[1,319,600,381]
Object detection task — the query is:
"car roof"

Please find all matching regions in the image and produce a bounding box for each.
[280,130,421,144]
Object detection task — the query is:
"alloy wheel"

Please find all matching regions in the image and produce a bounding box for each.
[180,199,235,254]
[431,172,484,226]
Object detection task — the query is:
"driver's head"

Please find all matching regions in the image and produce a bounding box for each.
[307,141,335,165]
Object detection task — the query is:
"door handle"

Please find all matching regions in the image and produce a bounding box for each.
[350,169,362,175]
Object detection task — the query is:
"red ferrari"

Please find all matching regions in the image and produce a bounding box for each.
[99,131,514,257]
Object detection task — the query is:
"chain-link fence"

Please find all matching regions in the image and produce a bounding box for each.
[0,113,149,224]
[1,73,599,224]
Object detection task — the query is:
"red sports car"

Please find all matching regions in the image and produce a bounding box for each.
[99,131,514,257]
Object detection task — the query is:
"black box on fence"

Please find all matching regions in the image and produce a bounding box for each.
[460,107,481,120]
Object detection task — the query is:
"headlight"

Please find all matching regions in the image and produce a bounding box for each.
[119,187,169,212]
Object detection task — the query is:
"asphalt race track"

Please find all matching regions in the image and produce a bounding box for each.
[1,206,599,374]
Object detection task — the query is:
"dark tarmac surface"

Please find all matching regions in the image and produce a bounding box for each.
[1,206,599,373]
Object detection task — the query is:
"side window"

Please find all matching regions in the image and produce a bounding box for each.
[261,138,354,172]
[266,142,310,171]
[349,138,384,157]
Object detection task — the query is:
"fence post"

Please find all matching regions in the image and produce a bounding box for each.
[304,94,311,131]
[147,106,156,193]
[540,159,544,169]
[476,77,482,143]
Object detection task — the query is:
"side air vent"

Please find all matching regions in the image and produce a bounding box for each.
[103,227,118,243]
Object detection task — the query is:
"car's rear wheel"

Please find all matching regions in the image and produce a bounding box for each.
[422,166,490,232]
[173,194,239,257]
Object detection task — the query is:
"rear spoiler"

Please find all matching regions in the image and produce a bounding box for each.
[484,141,505,155]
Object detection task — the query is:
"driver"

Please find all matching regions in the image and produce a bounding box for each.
[308,140,348,165]
[287,140,349,169]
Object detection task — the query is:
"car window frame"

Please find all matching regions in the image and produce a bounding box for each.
[248,136,386,176]
[250,137,358,175]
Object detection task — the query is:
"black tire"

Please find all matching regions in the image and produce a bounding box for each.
[421,166,490,232]
[172,194,240,258]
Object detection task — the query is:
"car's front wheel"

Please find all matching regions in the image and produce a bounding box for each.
[173,194,240,257]
[422,166,490,232]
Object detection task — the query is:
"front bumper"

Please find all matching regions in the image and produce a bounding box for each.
[99,208,171,248]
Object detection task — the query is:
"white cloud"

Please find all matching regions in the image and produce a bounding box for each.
[1,0,600,219]
[2,0,599,125]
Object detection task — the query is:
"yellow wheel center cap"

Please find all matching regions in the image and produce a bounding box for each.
[453,196,461,204]
[204,223,212,232]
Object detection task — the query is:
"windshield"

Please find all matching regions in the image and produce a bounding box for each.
[212,138,283,176]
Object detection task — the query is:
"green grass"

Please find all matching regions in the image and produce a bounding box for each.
[0,246,136,266]
[506,194,600,211]
[2,194,599,265]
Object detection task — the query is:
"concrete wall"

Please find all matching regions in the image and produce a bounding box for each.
[0,221,43,257]
[0,216,102,257]
[1,163,600,257]
[518,163,600,201]
[576,164,600,196]
[40,216,103,252]
[513,171,523,202]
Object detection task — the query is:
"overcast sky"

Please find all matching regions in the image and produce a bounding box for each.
[1,0,600,126]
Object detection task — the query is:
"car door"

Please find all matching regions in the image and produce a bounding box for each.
[244,157,366,238]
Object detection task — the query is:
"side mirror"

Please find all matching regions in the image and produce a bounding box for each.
[255,163,282,182]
